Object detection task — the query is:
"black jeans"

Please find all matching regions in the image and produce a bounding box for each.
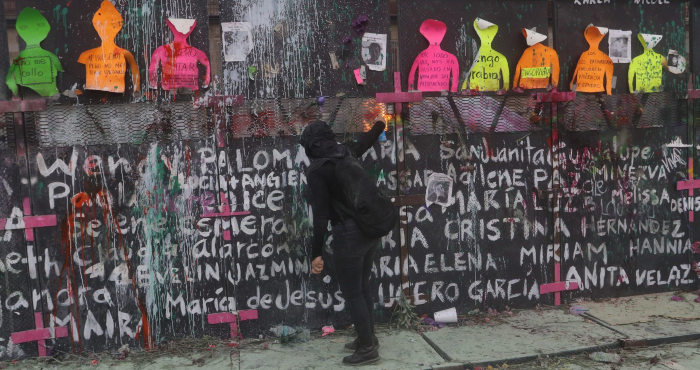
[332,218,379,346]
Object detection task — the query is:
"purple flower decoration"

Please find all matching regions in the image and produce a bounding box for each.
[352,15,369,35]
[342,35,353,45]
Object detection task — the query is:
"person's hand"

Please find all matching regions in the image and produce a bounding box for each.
[312,257,324,274]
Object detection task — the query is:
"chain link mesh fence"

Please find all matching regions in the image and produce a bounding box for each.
[1,112,16,150]
[406,94,550,136]
[558,92,687,131]
[26,99,387,147]
[28,102,211,147]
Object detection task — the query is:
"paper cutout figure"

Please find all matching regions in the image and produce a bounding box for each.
[628,33,665,93]
[462,18,509,92]
[5,8,63,97]
[149,18,211,90]
[78,1,140,93]
[570,26,614,95]
[362,33,387,72]
[513,28,560,90]
[222,22,253,62]
[609,29,632,63]
[666,50,686,74]
[408,19,459,92]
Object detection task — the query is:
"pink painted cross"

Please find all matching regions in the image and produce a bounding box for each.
[0,199,57,279]
[375,72,423,116]
[11,312,68,356]
[678,159,698,222]
[540,261,580,297]
[207,310,258,339]
[201,192,251,241]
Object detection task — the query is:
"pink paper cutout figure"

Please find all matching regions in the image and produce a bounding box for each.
[149,18,211,90]
[408,19,459,92]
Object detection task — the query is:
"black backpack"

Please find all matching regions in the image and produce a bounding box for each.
[309,148,398,239]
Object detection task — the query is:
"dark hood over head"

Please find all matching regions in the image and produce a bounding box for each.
[300,121,345,159]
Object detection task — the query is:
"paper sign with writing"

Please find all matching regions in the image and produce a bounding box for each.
[78,1,140,93]
[222,22,253,62]
[408,19,459,92]
[628,33,664,93]
[5,8,63,97]
[570,26,614,95]
[462,18,509,92]
[513,28,559,90]
[149,19,211,91]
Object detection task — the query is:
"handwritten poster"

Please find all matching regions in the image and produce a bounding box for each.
[222,22,253,62]
[5,8,63,97]
[149,19,211,91]
[513,28,560,90]
[462,18,509,92]
[408,19,459,92]
[78,1,140,93]
[628,33,664,93]
[570,26,614,95]
[361,33,387,72]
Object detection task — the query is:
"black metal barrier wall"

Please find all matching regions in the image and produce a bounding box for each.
[0,0,698,360]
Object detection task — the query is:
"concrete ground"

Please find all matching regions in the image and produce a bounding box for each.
[2,292,699,370]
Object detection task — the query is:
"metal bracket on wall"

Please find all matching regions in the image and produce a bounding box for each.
[540,90,575,307]
[194,95,245,147]
[536,91,576,103]
[0,99,47,114]
[376,72,426,304]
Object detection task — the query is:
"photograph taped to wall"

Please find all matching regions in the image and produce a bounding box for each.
[666,49,686,74]
[222,22,253,62]
[426,173,453,207]
[361,33,387,71]
[609,29,632,64]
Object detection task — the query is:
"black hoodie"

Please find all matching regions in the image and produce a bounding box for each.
[301,121,386,259]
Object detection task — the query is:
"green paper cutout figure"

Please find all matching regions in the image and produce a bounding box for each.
[462,18,509,92]
[628,33,665,93]
[5,8,63,97]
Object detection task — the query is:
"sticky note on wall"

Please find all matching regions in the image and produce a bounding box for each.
[354,68,366,85]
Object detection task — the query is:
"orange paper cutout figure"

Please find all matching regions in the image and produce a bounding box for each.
[570,26,614,95]
[513,28,560,90]
[408,19,459,92]
[78,1,140,93]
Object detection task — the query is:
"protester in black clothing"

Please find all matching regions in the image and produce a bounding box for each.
[301,120,386,366]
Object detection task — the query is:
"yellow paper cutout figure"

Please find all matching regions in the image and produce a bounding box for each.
[628,33,665,93]
[570,26,614,95]
[513,28,559,90]
[462,18,509,92]
[78,1,140,93]
[5,8,63,97]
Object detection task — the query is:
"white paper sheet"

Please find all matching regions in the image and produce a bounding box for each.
[222,22,253,62]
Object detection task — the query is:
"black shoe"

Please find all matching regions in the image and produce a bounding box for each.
[344,334,379,352]
[342,345,380,366]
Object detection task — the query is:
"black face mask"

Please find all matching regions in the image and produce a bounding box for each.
[300,121,345,159]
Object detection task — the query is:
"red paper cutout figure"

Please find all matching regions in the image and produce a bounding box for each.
[408,19,459,92]
[149,19,211,91]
